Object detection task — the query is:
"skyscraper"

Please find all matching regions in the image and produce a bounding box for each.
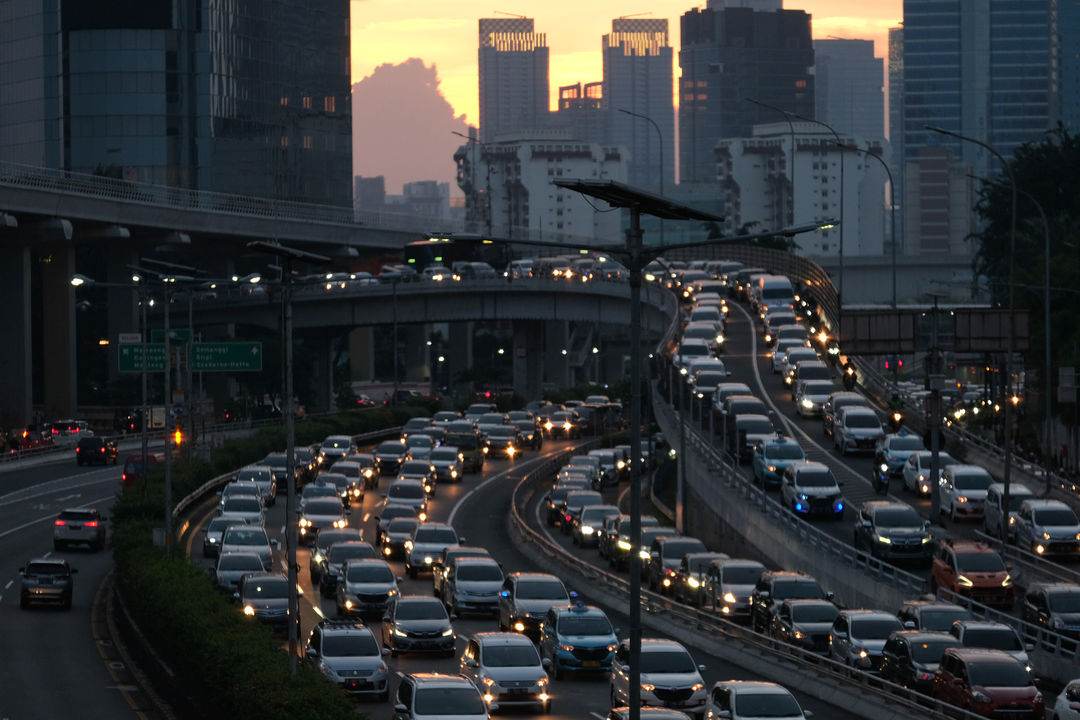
[0,0,352,206]
[603,18,674,190]
[678,0,814,184]
[1060,0,1080,131]
[902,0,1053,254]
[814,39,884,142]
[888,27,905,251]
[478,17,550,143]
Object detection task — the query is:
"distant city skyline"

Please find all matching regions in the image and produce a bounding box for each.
[350,0,900,127]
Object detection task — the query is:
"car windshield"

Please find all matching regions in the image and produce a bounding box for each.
[389,484,424,500]
[380,508,414,524]
[235,469,270,483]
[773,579,825,600]
[377,441,406,455]
[920,609,971,631]
[967,661,1032,687]
[796,469,835,487]
[846,414,880,429]
[1049,592,1080,612]
[1005,493,1033,511]
[303,485,338,499]
[329,544,375,562]
[516,580,567,600]
[850,618,902,640]
[956,553,1006,573]
[803,381,835,394]
[1034,509,1080,526]
[798,365,831,380]
[952,472,993,491]
[766,444,805,462]
[582,508,619,523]
[482,643,540,667]
[305,499,343,515]
[640,649,696,673]
[910,639,957,663]
[414,687,484,715]
[487,426,516,438]
[218,554,263,571]
[875,509,923,528]
[322,633,378,657]
[208,518,236,533]
[921,453,956,469]
[695,372,726,387]
[684,327,715,339]
[791,604,838,624]
[965,628,1021,651]
[890,437,925,451]
[457,564,502,582]
[447,434,478,450]
[388,519,420,534]
[741,419,774,435]
[415,528,457,544]
[407,436,433,448]
[724,565,765,585]
[679,344,710,357]
[432,449,459,462]
[559,615,613,635]
[401,462,432,474]
[733,692,802,717]
[26,562,67,576]
[345,564,394,583]
[263,453,288,465]
[395,599,447,620]
[223,498,261,513]
[223,528,268,546]
[245,578,288,599]
[662,539,707,558]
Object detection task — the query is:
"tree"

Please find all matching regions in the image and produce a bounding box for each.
[971,125,1080,415]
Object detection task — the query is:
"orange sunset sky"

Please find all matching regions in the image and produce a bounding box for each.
[350,0,902,127]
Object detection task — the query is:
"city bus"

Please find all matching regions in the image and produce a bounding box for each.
[403,234,511,273]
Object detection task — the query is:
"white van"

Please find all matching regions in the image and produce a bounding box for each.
[754,274,796,314]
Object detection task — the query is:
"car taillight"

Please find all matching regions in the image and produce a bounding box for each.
[100,447,105,453]
[84,521,98,528]
[54,520,67,526]
[76,448,80,453]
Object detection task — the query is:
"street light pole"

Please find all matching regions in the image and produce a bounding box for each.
[926,125,1017,538]
[618,108,665,242]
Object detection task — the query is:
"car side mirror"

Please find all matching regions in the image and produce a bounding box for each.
[698,664,706,672]
[541,657,552,670]
[465,658,478,668]
[714,712,732,719]
[861,520,872,528]
[904,620,915,629]
[394,704,408,713]
[1025,643,1035,652]
[232,591,240,602]
[305,646,317,658]
[458,536,466,544]
[396,576,404,583]
[1066,686,1080,702]
[271,539,280,548]
[804,711,814,719]
[833,631,848,640]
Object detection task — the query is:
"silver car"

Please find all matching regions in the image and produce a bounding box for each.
[218,525,277,570]
[460,632,551,713]
[214,551,267,591]
[430,446,465,484]
[202,516,242,558]
[405,523,461,578]
[609,639,707,716]
[336,558,400,618]
[233,465,277,506]
[443,557,504,617]
[298,497,349,546]
[305,620,390,700]
[218,495,265,526]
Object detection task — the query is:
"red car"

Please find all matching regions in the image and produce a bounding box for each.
[933,647,1043,718]
[931,539,1015,608]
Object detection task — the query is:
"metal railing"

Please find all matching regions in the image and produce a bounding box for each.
[507,448,987,720]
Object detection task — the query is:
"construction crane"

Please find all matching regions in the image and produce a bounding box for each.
[492,10,528,18]
[618,12,654,19]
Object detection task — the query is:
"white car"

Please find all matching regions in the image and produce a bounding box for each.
[832,407,884,456]
[829,610,903,671]
[794,379,837,418]
[460,632,550,713]
[404,523,461,578]
[214,551,267,591]
[901,450,958,495]
[218,495,266,526]
[938,464,994,521]
[610,638,707,716]
[218,525,278,570]
[706,680,813,719]
[771,338,808,373]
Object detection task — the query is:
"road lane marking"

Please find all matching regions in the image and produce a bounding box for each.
[0,474,119,507]
[446,448,564,527]
[4,580,11,589]
[0,495,113,539]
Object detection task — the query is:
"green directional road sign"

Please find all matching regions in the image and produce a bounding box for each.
[151,328,193,344]
[117,343,166,373]
[190,342,262,372]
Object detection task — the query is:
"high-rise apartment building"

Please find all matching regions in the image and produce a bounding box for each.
[814,39,884,142]
[888,27,904,251]
[1060,0,1080,131]
[0,0,352,205]
[678,0,814,184]
[603,18,674,190]
[902,0,1053,255]
[478,18,550,143]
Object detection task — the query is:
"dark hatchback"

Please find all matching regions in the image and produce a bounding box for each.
[76,436,118,465]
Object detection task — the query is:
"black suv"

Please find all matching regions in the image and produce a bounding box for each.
[896,599,972,632]
[880,630,959,692]
[75,436,117,466]
[853,500,932,562]
[750,571,830,633]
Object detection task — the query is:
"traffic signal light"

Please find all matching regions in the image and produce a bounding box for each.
[173,428,183,446]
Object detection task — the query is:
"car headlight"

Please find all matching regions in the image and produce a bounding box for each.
[424,556,433,565]
[1002,574,1013,587]
[723,592,736,604]
[876,535,892,544]
[957,575,974,587]
[581,526,595,535]
[972,691,992,703]
[404,540,413,550]
[639,549,650,559]
[1043,532,1052,541]
[801,398,814,409]
[691,683,704,692]
[617,540,632,550]
[243,605,256,616]
[334,519,347,528]
[858,649,868,659]
[687,577,701,588]
[956,496,968,503]
[641,683,655,693]
[880,463,889,472]
[299,517,310,527]
[797,493,808,500]
[393,627,408,637]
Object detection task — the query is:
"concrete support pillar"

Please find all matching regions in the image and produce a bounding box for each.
[544,320,570,390]
[402,325,429,383]
[447,322,474,394]
[512,320,543,400]
[348,327,375,382]
[0,244,33,427]
[106,248,140,386]
[310,332,335,413]
[41,240,77,419]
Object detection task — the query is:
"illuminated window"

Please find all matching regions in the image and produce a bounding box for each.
[302,96,312,109]
[684,93,694,102]
[303,136,312,149]
[795,80,807,89]
[696,93,707,101]
[280,97,288,106]
[696,80,707,88]
[281,136,289,147]
[324,96,336,113]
